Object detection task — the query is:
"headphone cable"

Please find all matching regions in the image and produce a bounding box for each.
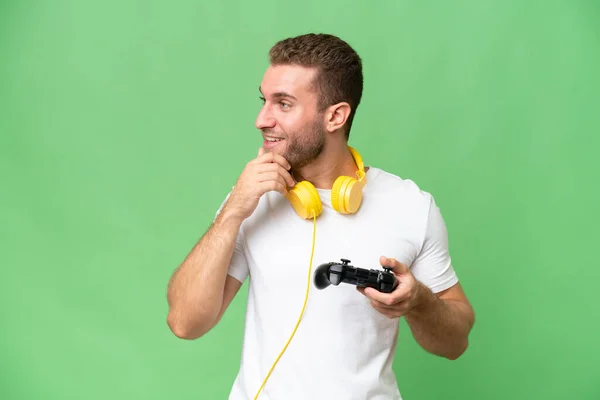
[253,210,317,400]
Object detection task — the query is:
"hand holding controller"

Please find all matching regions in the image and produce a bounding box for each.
[314,259,398,293]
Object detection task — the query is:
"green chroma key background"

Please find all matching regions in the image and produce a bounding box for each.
[1,0,599,399]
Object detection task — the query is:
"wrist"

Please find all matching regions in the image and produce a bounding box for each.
[216,205,245,228]
[407,281,435,318]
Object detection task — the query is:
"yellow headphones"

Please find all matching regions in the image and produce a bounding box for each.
[284,146,367,219]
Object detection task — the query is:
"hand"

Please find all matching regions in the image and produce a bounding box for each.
[357,256,424,319]
[223,148,295,221]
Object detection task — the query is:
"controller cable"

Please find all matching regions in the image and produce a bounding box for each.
[253,210,317,400]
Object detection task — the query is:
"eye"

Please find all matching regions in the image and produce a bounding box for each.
[280,101,291,109]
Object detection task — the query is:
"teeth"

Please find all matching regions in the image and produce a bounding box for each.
[266,138,283,142]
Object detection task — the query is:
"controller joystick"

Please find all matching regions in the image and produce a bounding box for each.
[314,259,398,293]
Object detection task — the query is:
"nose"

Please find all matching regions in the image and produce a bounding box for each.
[255,104,276,130]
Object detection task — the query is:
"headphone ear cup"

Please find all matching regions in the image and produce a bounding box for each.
[344,179,364,214]
[331,176,356,214]
[285,181,322,219]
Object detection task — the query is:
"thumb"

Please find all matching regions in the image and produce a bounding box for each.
[258,147,265,157]
[380,256,408,275]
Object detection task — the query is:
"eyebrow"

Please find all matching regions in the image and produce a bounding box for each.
[258,86,297,101]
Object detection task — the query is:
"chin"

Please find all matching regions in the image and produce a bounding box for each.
[266,144,288,157]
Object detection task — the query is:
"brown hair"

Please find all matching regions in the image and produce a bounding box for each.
[268,33,363,139]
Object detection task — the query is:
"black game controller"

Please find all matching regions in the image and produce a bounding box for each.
[314,259,398,293]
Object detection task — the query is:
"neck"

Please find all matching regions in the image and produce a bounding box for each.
[291,143,365,189]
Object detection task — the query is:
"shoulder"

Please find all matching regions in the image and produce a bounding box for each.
[366,167,435,207]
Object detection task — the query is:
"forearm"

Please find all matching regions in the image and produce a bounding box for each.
[405,282,475,360]
[167,208,243,338]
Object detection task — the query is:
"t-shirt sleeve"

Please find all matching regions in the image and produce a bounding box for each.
[214,190,250,283]
[410,195,459,293]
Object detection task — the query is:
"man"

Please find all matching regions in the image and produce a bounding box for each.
[166,33,475,400]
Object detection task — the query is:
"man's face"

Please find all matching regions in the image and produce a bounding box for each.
[256,64,326,169]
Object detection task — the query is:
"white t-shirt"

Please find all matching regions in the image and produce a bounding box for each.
[217,167,459,400]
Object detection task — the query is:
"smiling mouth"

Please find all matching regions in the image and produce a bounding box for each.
[263,136,285,150]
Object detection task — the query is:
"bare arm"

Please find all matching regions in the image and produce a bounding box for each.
[405,282,475,360]
[166,209,244,340]
[358,257,475,360]
[166,148,294,340]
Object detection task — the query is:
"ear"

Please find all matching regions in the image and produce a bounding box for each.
[324,102,351,133]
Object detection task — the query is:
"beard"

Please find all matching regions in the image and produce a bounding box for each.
[265,118,326,170]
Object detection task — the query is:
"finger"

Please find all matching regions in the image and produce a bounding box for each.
[274,164,295,187]
[254,151,292,171]
[371,304,399,319]
[257,171,282,183]
[257,171,289,190]
[357,287,408,313]
[251,149,270,164]
[280,167,295,187]
[380,256,409,275]
[357,285,390,303]
[358,288,404,314]
[361,286,403,306]
[369,298,398,310]
[259,180,287,196]
[270,153,292,172]
[256,163,295,187]
[357,283,407,299]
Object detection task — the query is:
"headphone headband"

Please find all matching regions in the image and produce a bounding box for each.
[348,146,366,181]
